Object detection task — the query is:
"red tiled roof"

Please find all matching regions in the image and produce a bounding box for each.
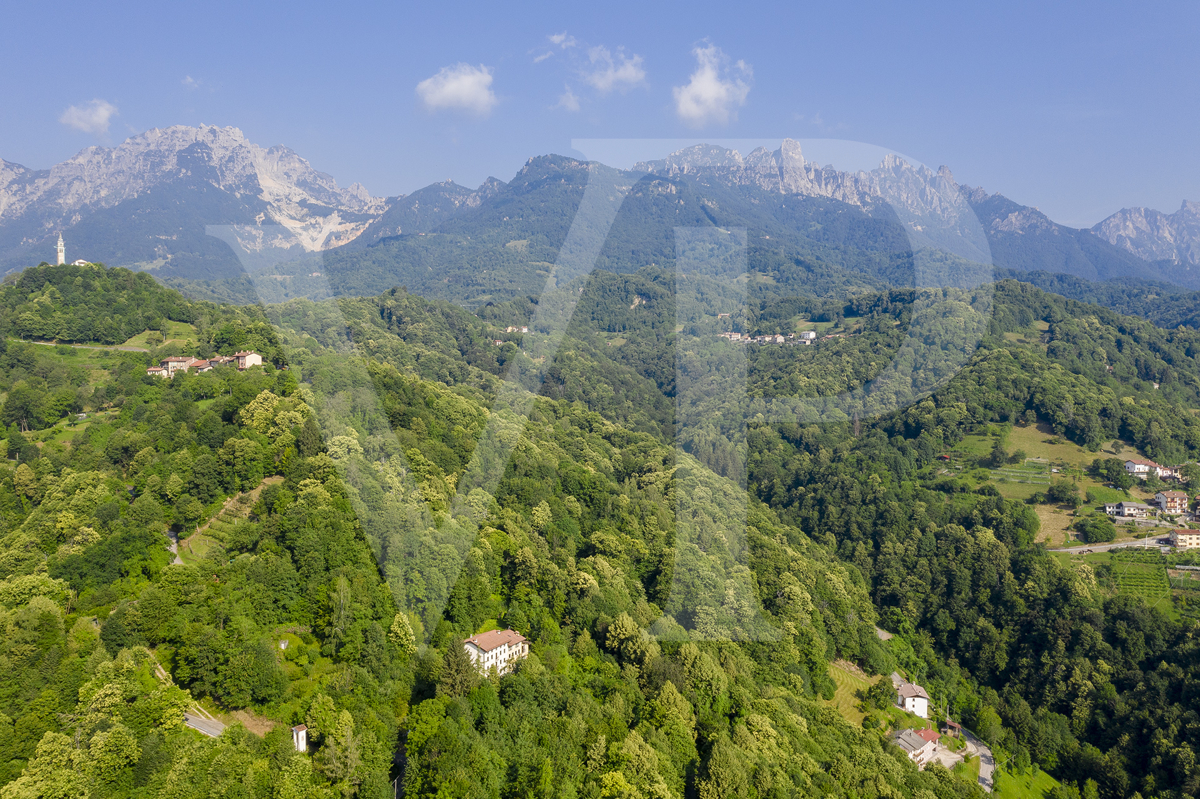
[915,728,941,744]
[1126,458,1161,467]
[465,629,527,653]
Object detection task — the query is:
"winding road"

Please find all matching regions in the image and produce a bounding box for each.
[962,728,995,792]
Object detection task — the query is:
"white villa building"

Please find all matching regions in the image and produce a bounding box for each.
[464,629,529,675]
[892,673,931,718]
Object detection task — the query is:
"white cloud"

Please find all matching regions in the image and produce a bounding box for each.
[557,86,581,112]
[583,46,646,93]
[416,64,498,116]
[182,75,201,89]
[672,44,751,128]
[59,99,118,135]
[534,33,577,64]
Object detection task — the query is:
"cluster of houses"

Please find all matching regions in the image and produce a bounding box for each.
[463,629,529,675]
[1123,457,1179,480]
[146,351,263,379]
[1105,490,1193,520]
[886,673,961,769]
[1100,456,1197,527]
[716,329,846,346]
[492,326,530,346]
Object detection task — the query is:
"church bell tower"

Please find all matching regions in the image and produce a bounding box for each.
[56,234,65,265]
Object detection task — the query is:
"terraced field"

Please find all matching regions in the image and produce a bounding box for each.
[1107,556,1175,616]
[178,476,282,564]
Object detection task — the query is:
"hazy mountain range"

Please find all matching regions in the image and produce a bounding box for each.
[1,125,1197,296]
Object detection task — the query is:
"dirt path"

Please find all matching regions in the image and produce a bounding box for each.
[17,338,149,353]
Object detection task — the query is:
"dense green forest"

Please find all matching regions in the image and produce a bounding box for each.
[1,262,1200,798]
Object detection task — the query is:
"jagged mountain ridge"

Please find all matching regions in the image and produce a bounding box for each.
[4,127,1195,293]
[1094,200,1200,269]
[634,141,1184,286]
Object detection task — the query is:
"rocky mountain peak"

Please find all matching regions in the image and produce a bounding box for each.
[1094,199,1200,266]
[0,124,389,256]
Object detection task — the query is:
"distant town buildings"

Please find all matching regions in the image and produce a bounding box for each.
[146,351,264,379]
[715,328,846,346]
[717,332,793,344]
[463,629,528,675]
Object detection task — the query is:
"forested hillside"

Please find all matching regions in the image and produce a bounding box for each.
[1,263,1199,798]
[0,266,990,799]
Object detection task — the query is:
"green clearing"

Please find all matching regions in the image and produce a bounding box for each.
[825,662,875,726]
[121,320,198,349]
[1005,423,1123,468]
[952,423,1153,519]
[178,532,219,562]
[823,662,926,731]
[793,318,838,334]
[993,480,1046,502]
[952,755,980,785]
[994,767,1062,797]
[1085,485,1132,504]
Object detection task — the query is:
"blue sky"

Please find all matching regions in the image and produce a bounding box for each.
[3,0,1197,227]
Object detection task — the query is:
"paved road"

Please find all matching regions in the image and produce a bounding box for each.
[1050,537,1170,553]
[962,728,995,792]
[184,713,226,738]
